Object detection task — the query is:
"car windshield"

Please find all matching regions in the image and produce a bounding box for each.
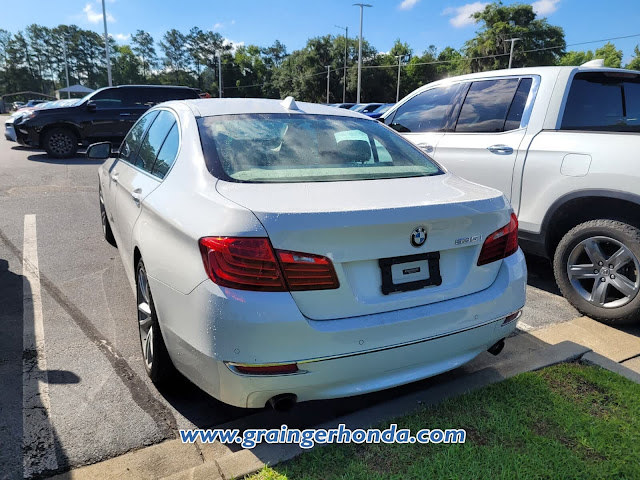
[198,113,442,183]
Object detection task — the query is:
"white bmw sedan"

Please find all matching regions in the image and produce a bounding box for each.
[90,97,526,409]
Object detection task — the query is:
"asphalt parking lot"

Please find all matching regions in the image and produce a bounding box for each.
[0,133,583,478]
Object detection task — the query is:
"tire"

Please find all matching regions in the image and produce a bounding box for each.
[43,127,78,158]
[99,187,117,247]
[136,259,176,385]
[553,219,640,325]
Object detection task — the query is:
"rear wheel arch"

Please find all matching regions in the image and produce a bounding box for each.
[541,191,640,257]
[40,122,81,143]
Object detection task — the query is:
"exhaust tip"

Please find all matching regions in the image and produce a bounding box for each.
[487,339,505,356]
[267,394,297,412]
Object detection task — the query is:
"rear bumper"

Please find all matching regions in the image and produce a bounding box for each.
[153,249,526,408]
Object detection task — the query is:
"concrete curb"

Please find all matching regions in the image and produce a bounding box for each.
[581,351,640,384]
[46,340,594,480]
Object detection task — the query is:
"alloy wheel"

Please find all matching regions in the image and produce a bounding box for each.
[49,132,74,156]
[567,235,640,308]
[137,266,154,370]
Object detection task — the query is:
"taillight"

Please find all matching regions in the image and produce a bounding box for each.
[198,237,339,292]
[277,250,340,291]
[199,237,286,291]
[477,213,519,266]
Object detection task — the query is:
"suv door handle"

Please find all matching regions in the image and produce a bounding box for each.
[416,143,434,153]
[487,144,513,155]
[131,189,142,207]
[120,113,131,117]
[110,172,119,183]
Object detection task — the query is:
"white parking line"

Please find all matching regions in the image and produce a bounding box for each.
[517,320,535,332]
[22,214,58,477]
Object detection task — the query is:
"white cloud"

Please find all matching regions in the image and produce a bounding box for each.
[213,22,224,30]
[83,2,115,23]
[531,0,560,16]
[398,0,420,10]
[442,2,488,28]
[223,38,244,54]
[112,33,130,42]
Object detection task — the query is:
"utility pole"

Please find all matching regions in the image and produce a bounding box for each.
[395,55,402,103]
[353,3,371,104]
[101,0,112,86]
[335,25,348,103]
[506,37,522,69]
[217,54,223,98]
[62,40,71,98]
[326,66,331,103]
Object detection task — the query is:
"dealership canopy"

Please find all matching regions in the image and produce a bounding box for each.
[57,84,94,94]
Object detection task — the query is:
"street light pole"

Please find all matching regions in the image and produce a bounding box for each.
[353,3,371,104]
[395,55,402,103]
[335,25,348,103]
[62,40,71,99]
[101,0,112,86]
[326,65,331,104]
[507,37,522,69]
[217,53,223,98]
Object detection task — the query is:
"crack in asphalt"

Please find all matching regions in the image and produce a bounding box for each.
[0,227,178,439]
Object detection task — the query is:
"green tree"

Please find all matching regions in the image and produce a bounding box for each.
[131,30,157,80]
[594,42,622,68]
[558,50,594,66]
[159,29,190,83]
[464,2,565,71]
[112,45,142,85]
[627,45,640,70]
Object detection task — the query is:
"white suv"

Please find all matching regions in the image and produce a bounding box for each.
[383,64,640,324]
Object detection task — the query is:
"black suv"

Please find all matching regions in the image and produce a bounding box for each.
[14,85,199,158]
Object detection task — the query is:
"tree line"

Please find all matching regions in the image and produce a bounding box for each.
[1,2,639,103]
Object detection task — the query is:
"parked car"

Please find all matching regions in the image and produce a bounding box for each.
[89,97,526,409]
[350,103,384,114]
[366,103,395,119]
[332,102,356,109]
[13,85,199,158]
[11,101,25,111]
[382,63,640,324]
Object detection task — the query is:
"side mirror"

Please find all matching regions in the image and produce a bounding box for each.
[86,101,97,112]
[86,142,112,160]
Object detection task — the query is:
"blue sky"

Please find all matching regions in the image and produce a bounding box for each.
[2,0,640,62]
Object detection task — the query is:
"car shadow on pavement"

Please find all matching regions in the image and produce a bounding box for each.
[26,153,102,165]
[0,258,77,479]
[524,253,562,296]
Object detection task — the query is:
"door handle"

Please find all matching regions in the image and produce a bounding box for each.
[416,143,434,153]
[487,144,513,155]
[131,189,142,207]
[120,113,131,117]
[110,172,119,183]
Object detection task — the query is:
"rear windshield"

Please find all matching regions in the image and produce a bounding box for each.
[197,114,442,183]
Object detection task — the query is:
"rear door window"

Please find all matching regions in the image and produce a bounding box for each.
[91,88,127,108]
[455,78,520,133]
[152,124,180,178]
[561,72,640,131]
[387,84,462,133]
[134,110,177,172]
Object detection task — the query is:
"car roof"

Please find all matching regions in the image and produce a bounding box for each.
[169,98,374,119]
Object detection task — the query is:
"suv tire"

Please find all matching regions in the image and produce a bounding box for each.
[554,219,640,325]
[43,127,78,158]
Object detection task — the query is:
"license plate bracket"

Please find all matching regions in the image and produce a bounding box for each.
[378,252,442,295]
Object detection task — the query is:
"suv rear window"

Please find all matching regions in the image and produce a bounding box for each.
[456,79,521,133]
[561,72,640,132]
[198,114,442,183]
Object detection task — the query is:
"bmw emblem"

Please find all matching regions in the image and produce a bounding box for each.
[410,226,427,247]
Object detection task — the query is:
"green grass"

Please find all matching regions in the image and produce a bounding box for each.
[247,363,640,480]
